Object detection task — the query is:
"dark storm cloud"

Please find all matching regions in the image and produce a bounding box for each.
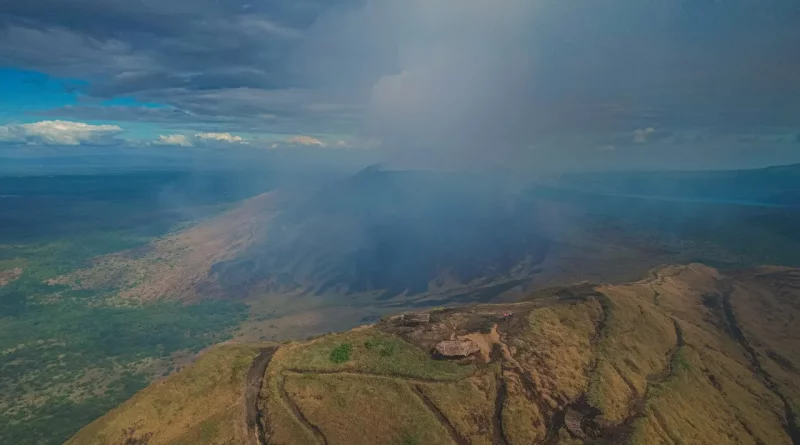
[0,0,367,133]
[2,0,799,167]
[0,0,318,88]
[0,0,355,126]
[350,0,800,166]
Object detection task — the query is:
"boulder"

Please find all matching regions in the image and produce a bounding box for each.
[564,408,586,439]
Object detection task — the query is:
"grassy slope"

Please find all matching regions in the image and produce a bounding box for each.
[276,328,475,380]
[588,281,676,422]
[520,298,604,407]
[66,344,260,445]
[417,374,497,445]
[285,374,454,445]
[625,265,790,445]
[260,328,475,445]
[66,264,800,445]
[730,268,800,434]
[502,375,547,444]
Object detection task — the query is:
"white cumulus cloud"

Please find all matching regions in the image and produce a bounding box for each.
[153,134,193,147]
[195,132,247,144]
[287,135,327,147]
[633,127,656,144]
[0,120,123,146]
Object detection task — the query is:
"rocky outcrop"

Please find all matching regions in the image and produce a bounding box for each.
[434,340,480,358]
[564,408,586,439]
[402,312,431,325]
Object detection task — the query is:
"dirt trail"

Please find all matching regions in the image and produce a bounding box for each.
[649,284,662,307]
[490,325,559,443]
[492,377,510,445]
[412,385,467,445]
[550,290,642,444]
[539,292,612,443]
[244,346,278,445]
[598,317,685,444]
[646,319,685,385]
[278,375,329,445]
[278,369,478,445]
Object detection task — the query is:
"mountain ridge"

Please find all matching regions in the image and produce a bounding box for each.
[67,263,800,445]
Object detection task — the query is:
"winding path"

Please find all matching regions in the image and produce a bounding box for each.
[411,384,468,445]
[278,375,330,445]
[244,347,278,445]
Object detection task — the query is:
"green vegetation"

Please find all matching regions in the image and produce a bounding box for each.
[0,173,257,445]
[365,337,396,356]
[330,343,353,363]
[400,434,421,445]
[281,329,475,380]
[0,258,25,270]
[672,347,691,372]
[0,283,247,444]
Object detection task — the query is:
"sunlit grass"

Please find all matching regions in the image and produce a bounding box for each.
[279,328,475,380]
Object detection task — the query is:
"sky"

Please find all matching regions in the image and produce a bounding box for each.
[1,0,799,171]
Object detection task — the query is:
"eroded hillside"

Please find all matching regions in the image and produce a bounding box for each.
[67,264,800,445]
